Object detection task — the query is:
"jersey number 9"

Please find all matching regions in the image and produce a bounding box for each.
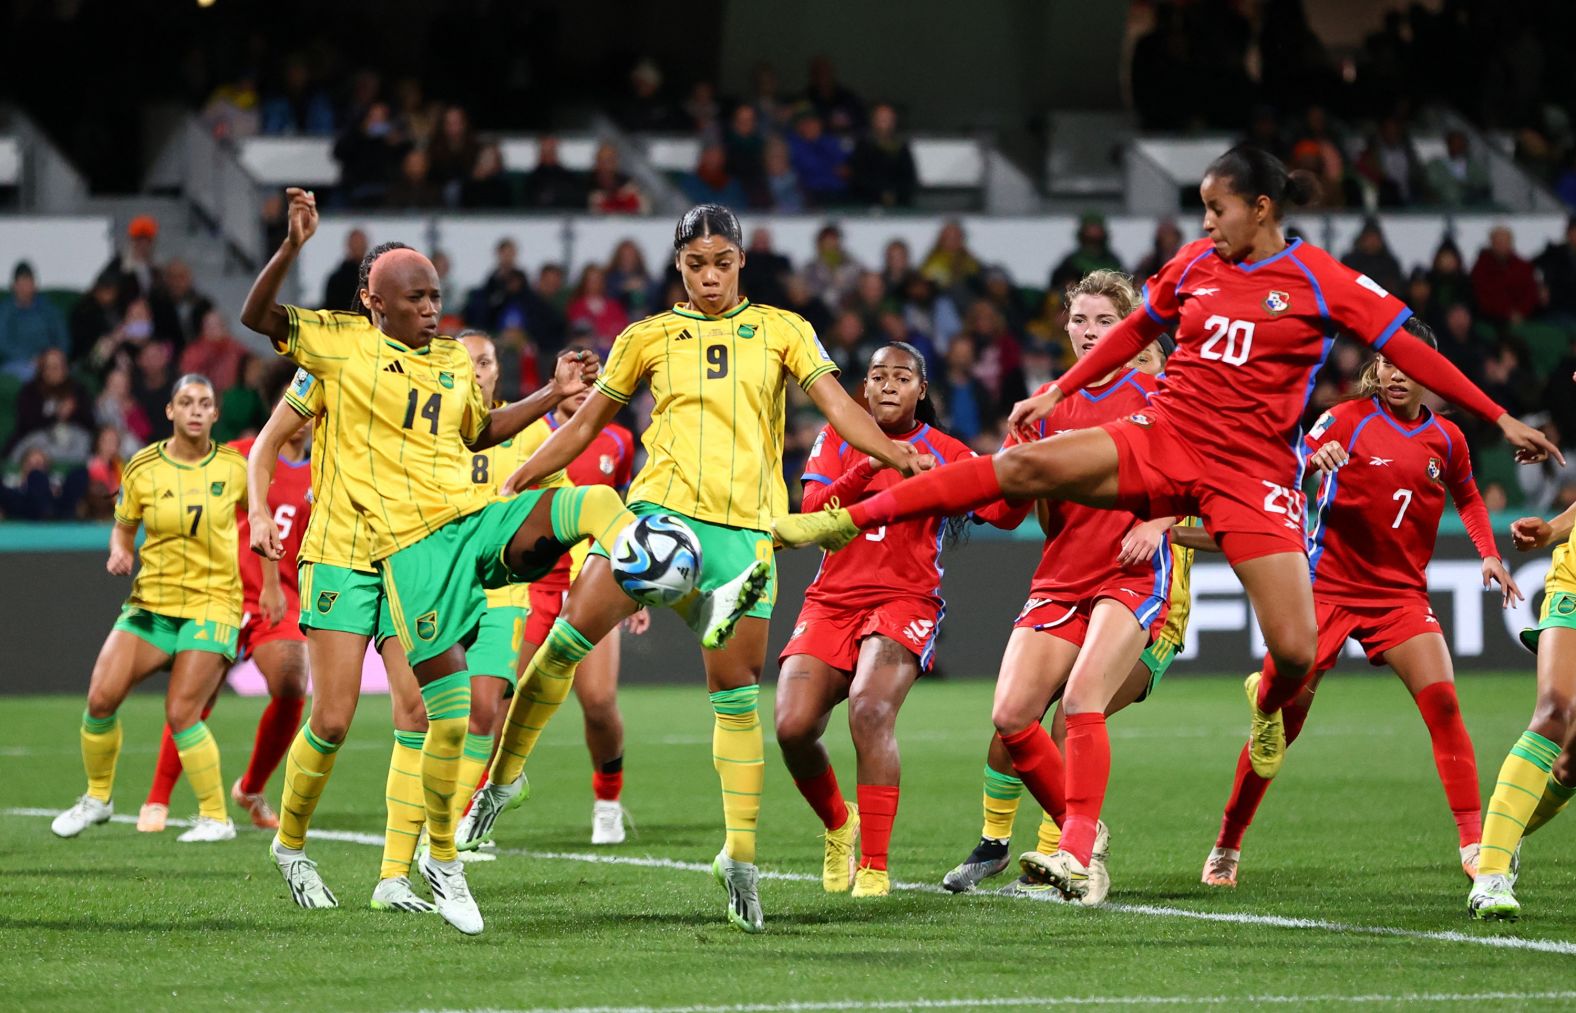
[706,344,729,379]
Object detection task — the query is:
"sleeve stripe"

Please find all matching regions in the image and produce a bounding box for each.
[802,473,833,486]
[112,510,137,526]
[594,377,633,405]
[799,362,838,390]
[283,391,313,417]
[1371,306,1413,350]
[1142,294,1176,326]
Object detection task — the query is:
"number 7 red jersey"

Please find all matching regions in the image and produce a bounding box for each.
[230,437,312,607]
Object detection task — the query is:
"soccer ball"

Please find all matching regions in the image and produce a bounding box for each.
[611,514,702,607]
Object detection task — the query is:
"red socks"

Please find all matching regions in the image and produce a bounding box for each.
[794,765,848,831]
[1257,656,1318,715]
[856,784,900,871]
[999,725,1066,825]
[239,695,305,796]
[1217,699,1312,849]
[1414,682,1482,846]
[848,453,1003,528]
[592,757,624,802]
[1061,713,1110,865]
[147,702,215,806]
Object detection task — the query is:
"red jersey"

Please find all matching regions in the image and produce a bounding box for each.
[536,417,635,589]
[800,421,976,611]
[231,436,312,606]
[1138,237,1414,486]
[1306,397,1498,605]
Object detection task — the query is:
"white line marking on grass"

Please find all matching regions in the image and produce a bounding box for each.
[9,807,1574,957]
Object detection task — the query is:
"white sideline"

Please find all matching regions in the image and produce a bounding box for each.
[12,807,1576,958]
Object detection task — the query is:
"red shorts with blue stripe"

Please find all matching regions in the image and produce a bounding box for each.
[780,597,943,673]
[1012,582,1169,647]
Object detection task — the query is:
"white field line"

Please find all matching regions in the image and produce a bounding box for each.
[8,807,1575,958]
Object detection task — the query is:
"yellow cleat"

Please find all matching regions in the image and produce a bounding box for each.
[851,864,890,898]
[1244,671,1285,779]
[822,803,860,893]
[772,508,860,551]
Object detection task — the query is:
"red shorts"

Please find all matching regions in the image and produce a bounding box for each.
[1313,597,1441,670]
[525,581,570,646]
[239,602,307,661]
[1013,584,1169,647]
[780,597,943,672]
[1103,413,1306,565]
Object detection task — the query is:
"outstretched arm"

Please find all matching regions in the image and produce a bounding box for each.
[240,188,318,344]
[804,374,922,475]
[469,350,599,451]
[1008,310,1165,437]
[502,390,621,494]
[248,399,311,560]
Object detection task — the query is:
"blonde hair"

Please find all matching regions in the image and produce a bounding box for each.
[1065,269,1139,318]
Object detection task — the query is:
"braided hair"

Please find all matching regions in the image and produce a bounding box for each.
[354,241,414,317]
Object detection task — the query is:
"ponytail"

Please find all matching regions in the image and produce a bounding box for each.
[1204,146,1321,219]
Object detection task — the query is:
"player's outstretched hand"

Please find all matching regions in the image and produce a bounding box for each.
[552,348,600,400]
[502,461,538,496]
[285,188,317,248]
[1483,556,1524,608]
[260,581,287,625]
[1511,516,1554,552]
[623,608,651,635]
[1499,414,1564,466]
[250,507,285,560]
[1008,386,1064,442]
[1117,517,1171,567]
[106,544,133,576]
[888,440,928,476]
[1307,439,1349,474]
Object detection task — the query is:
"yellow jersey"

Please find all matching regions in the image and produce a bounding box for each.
[283,366,376,571]
[469,403,570,609]
[1546,524,1576,596]
[114,440,249,627]
[273,307,493,561]
[593,300,837,532]
[1156,517,1198,646]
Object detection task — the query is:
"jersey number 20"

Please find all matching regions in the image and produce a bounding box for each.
[1201,315,1255,366]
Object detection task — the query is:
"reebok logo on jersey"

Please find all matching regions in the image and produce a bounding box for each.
[1191,287,1219,297]
[1368,456,1393,467]
[383,361,406,374]
[903,618,935,644]
[675,329,695,342]
[1264,290,1290,315]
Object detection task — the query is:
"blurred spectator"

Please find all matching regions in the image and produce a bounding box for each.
[461,143,513,209]
[1555,150,1576,210]
[84,424,126,520]
[1482,482,1510,513]
[1131,4,1189,130]
[615,59,681,132]
[432,251,464,334]
[428,105,481,200]
[14,348,92,447]
[393,78,441,146]
[333,102,408,207]
[1534,217,1576,319]
[606,241,656,318]
[179,310,250,392]
[1477,342,1535,416]
[980,267,1029,334]
[261,191,288,252]
[94,368,152,448]
[1437,303,1487,379]
[1517,415,1576,511]
[215,357,274,441]
[804,224,862,310]
[1134,220,1184,280]
[566,265,629,350]
[201,73,260,141]
[1287,106,1348,207]
[876,308,938,377]
[521,137,585,210]
[824,310,880,380]
[0,262,69,380]
[849,103,917,208]
[323,229,369,312]
[69,274,121,364]
[588,144,649,215]
[723,104,767,201]
[961,300,1027,413]
[1023,341,1057,392]
[2,447,86,520]
[803,56,865,135]
[528,264,570,352]
[1357,116,1424,206]
[761,137,805,213]
[260,57,335,136]
[341,69,384,137]
[1342,219,1405,297]
[1050,214,1123,291]
[936,337,990,441]
[1471,226,1539,324]
[682,81,722,136]
[731,231,785,309]
[781,273,832,337]
[749,62,791,131]
[1426,240,1474,316]
[680,144,749,207]
[468,238,523,323]
[880,240,913,298]
[920,221,983,295]
[849,271,892,332]
[1241,105,1286,160]
[900,273,962,353]
[386,149,443,209]
[132,341,175,440]
[156,258,215,352]
[100,216,165,311]
[1427,130,1492,207]
[787,111,849,206]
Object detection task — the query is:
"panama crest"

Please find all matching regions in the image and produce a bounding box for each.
[1264,290,1290,315]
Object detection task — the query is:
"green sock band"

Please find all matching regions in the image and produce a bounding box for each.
[393,730,426,750]
[303,724,342,755]
[82,710,118,734]
[1511,730,1559,772]
[546,617,595,659]
[1550,776,1576,801]
[984,766,1025,800]
[171,722,211,751]
[422,671,472,722]
[463,732,493,761]
[709,685,760,716]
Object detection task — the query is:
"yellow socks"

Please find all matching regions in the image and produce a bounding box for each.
[277,724,341,850]
[380,730,426,879]
[80,711,121,802]
[711,685,764,864]
[551,485,638,552]
[1524,773,1576,838]
[171,721,227,821]
[1479,730,1557,876]
[420,673,470,863]
[453,732,493,822]
[491,618,593,786]
[1036,811,1063,855]
[981,766,1021,841]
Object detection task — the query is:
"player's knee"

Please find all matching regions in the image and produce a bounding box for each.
[994,445,1041,497]
[467,696,497,734]
[1266,637,1316,680]
[1532,692,1576,740]
[309,712,352,744]
[846,692,896,746]
[991,703,1032,739]
[84,686,120,720]
[1553,749,1576,787]
[164,697,202,732]
[582,702,620,739]
[273,663,309,700]
[774,707,819,753]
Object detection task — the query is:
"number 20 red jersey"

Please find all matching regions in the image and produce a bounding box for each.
[230,436,312,610]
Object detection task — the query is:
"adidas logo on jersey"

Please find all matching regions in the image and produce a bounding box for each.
[675,329,695,342]
[161,490,175,499]
[383,361,407,374]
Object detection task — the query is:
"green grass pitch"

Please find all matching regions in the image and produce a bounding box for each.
[3,673,1575,1011]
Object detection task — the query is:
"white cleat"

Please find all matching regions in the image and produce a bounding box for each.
[457,774,527,851]
[136,802,168,833]
[370,876,436,913]
[419,851,484,935]
[1203,846,1241,887]
[271,837,338,909]
[1468,873,1520,921]
[592,799,628,845]
[712,849,765,933]
[1020,849,1098,906]
[177,816,237,843]
[51,795,113,838]
[1085,820,1112,906]
[688,560,771,650]
[1460,843,1480,881]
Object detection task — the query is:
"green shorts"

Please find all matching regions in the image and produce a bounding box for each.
[1521,590,1576,653]
[590,500,776,620]
[299,562,395,643]
[114,606,238,661]
[470,605,527,693]
[1137,636,1180,702]
[379,493,551,666]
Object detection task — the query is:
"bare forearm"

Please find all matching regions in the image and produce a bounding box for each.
[110,524,135,555]
[471,383,561,451]
[1549,502,1576,545]
[240,239,300,342]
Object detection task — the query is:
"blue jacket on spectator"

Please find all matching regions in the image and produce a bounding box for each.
[261,93,337,136]
[0,295,69,379]
[679,173,749,209]
[788,133,849,199]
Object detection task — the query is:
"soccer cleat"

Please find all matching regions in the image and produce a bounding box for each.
[1202,846,1241,888]
[177,815,237,843]
[851,864,889,898]
[1244,671,1286,779]
[1084,820,1113,906]
[693,560,772,650]
[772,507,860,552]
[370,876,437,913]
[231,778,280,830]
[1460,843,1479,880]
[458,840,497,863]
[592,799,627,845]
[51,795,113,838]
[136,802,168,833]
[712,849,765,933]
[419,851,484,935]
[271,837,338,909]
[1468,874,1520,921]
[998,875,1068,902]
[821,803,860,893]
[1020,849,1096,906]
[457,773,528,851]
[942,837,1012,893]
